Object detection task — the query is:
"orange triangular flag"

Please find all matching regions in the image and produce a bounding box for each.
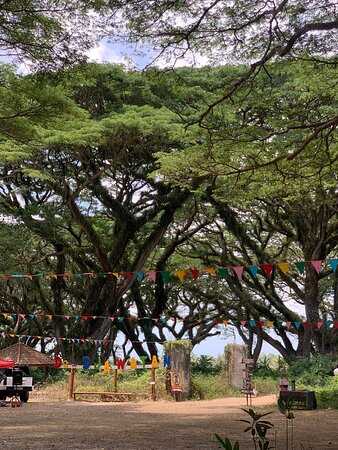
[175,270,187,282]
[204,267,216,276]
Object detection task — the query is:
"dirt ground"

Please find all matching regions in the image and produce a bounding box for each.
[0,395,337,450]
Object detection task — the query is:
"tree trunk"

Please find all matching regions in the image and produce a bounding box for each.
[164,340,192,400]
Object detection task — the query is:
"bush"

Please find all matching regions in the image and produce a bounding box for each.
[287,355,338,387]
[191,355,223,375]
[252,376,278,395]
[191,373,239,399]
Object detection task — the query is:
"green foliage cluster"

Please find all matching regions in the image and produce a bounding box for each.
[316,377,338,409]
[191,374,239,400]
[254,356,286,379]
[287,355,338,387]
[191,355,223,375]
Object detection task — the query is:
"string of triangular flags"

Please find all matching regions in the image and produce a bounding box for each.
[1,312,337,330]
[0,258,336,283]
[0,331,163,345]
[1,319,338,344]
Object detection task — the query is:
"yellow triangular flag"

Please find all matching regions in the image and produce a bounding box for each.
[129,357,137,369]
[277,262,289,274]
[265,321,274,328]
[151,355,159,369]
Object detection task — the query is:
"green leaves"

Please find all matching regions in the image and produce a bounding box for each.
[214,435,240,450]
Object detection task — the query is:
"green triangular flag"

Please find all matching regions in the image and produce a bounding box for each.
[161,271,172,283]
[218,268,229,278]
[295,261,305,274]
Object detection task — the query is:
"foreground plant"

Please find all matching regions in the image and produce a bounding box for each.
[215,436,239,450]
[215,408,274,450]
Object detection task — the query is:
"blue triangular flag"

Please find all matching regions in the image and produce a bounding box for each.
[249,319,256,328]
[248,266,259,277]
[325,320,333,329]
[136,271,145,282]
[328,259,338,272]
[293,321,301,329]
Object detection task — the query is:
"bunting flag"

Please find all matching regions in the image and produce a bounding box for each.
[0,257,335,285]
[248,265,259,277]
[277,262,289,274]
[295,261,305,274]
[232,266,244,280]
[328,259,338,272]
[311,260,323,274]
[136,272,145,282]
[1,317,338,343]
[146,271,157,282]
[218,268,229,278]
[190,268,199,280]
[260,264,273,278]
[175,270,187,282]
[204,267,216,276]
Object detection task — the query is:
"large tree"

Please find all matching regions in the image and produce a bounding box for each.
[0,64,216,360]
[174,186,338,360]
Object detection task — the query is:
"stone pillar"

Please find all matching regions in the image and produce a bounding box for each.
[225,344,247,389]
[164,340,192,400]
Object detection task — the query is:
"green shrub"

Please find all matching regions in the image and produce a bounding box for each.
[314,376,338,409]
[191,355,223,375]
[191,373,239,399]
[253,376,278,395]
[287,355,337,387]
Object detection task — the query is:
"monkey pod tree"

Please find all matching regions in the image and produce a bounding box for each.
[0,64,220,360]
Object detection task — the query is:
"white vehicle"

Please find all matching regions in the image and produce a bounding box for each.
[0,366,33,402]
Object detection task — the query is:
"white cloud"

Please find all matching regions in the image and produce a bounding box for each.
[87,40,131,67]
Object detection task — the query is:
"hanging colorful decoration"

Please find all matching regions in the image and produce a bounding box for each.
[0,258,335,284]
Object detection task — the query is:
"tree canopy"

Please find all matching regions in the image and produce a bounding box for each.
[0,0,111,67]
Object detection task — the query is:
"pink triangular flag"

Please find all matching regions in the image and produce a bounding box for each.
[231,266,244,280]
[311,260,323,273]
[146,271,157,282]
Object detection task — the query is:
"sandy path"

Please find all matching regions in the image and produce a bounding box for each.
[0,396,336,450]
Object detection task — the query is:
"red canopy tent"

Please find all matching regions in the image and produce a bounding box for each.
[0,359,14,369]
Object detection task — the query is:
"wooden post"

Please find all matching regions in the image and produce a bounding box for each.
[114,368,118,393]
[68,367,76,401]
[150,368,156,401]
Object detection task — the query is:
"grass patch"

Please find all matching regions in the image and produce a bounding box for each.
[253,376,278,395]
[191,373,240,400]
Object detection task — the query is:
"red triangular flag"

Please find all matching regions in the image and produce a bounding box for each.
[316,320,324,330]
[260,264,273,277]
[311,260,322,274]
[122,272,134,281]
[190,268,199,280]
[240,320,247,326]
[286,321,292,330]
[231,266,244,280]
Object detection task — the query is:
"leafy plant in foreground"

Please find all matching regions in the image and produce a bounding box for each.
[215,408,274,450]
[215,435,239,450]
